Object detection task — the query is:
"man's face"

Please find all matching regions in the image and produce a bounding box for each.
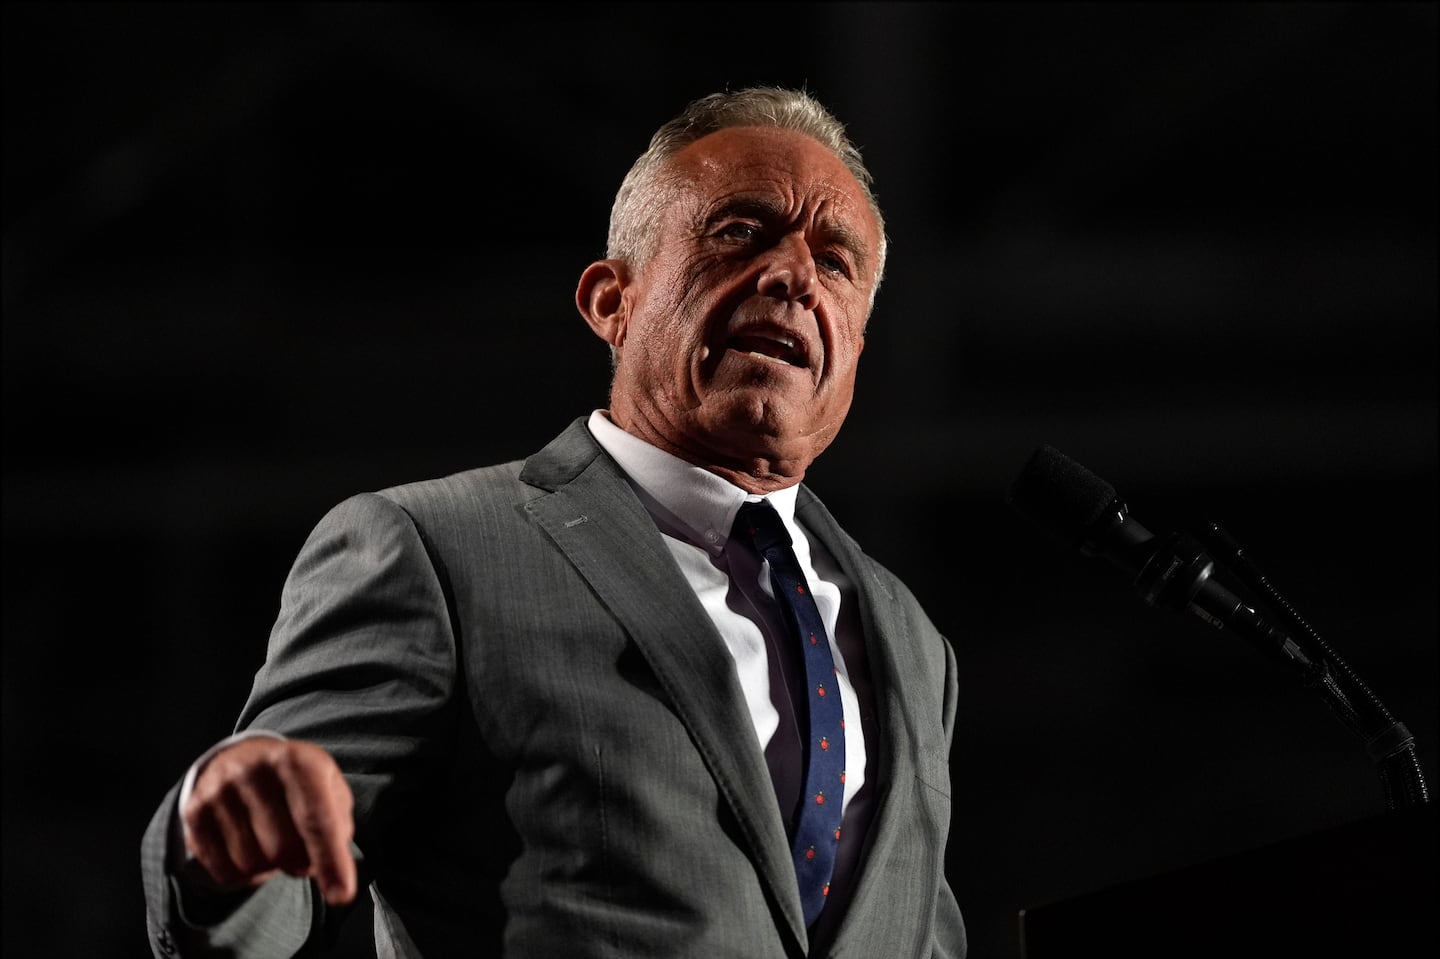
[606,126,883,489]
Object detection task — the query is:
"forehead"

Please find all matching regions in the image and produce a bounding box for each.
[668,126,877,232]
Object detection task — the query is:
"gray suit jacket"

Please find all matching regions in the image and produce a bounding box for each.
[142,418,965,958]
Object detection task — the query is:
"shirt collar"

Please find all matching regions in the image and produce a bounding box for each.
[587,409,799,554]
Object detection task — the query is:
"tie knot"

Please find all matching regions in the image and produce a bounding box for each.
[735,500,793,556]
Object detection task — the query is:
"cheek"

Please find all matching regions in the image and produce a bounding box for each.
[645,276,705,332]
[657,262,736,345]
[828,315,867,375]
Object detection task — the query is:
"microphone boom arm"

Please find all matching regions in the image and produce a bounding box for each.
[1194,522,1430,811]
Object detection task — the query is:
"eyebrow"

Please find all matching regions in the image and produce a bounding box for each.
[703,197,874,275]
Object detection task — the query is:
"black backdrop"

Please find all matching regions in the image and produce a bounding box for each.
[3,3,1435,957]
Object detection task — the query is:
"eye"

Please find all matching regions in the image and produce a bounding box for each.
[816,250,852,278]
[716,221,762,242]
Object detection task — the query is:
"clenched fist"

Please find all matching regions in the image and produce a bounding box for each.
[182,737,357,905]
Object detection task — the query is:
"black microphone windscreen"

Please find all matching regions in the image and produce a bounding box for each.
[1006,445,1118,548]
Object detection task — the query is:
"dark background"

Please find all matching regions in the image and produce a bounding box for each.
[3,3,1435,956]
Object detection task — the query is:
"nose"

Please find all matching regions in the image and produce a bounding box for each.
[757,232,819,310]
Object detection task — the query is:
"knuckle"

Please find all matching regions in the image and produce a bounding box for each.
[274,746,305,777]
[180,800,207,831]
[214,777,246,806]
[293,805,335,837]
[276,741,328,781]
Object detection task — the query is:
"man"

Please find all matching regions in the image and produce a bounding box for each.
[142,87,966,959]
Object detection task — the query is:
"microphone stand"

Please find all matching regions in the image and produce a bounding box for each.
[1146,520,1430,811]
[1008,444,1430,813]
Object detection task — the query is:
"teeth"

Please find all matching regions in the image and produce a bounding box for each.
[728,332,804,367]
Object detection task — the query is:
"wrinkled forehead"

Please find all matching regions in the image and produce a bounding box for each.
[671,128,875,217]
[668,126,882,257]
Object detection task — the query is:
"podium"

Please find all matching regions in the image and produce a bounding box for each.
[1019,803,1437,958]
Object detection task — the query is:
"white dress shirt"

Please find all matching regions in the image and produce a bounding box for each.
[586,411,876,909]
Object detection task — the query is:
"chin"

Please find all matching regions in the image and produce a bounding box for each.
[702,404,822,462]
[712,392,802,436]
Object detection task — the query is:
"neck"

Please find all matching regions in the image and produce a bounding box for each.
[605,407,811,495]
[702,462,802,496]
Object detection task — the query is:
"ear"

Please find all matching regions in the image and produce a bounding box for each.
[575,259,631,348]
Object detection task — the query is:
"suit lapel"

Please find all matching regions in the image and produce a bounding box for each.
[520,420,809,951]
[795,490,921,950]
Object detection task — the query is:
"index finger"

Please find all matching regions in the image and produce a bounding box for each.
[278,745,357,905]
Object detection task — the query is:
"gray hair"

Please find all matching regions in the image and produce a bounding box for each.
[606,87,889,294]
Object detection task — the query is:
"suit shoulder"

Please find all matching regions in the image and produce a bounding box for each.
[298,462,539,567]
[371,460,535,521]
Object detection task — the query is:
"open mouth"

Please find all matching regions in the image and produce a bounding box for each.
[727,333,807,368]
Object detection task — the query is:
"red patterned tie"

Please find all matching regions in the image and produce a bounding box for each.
[735,500,846,928]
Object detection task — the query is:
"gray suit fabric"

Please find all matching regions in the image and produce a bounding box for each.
[142,418,966,958]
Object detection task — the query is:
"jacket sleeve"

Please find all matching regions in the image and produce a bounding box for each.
[140,492,459,959]
[929,632,968,958]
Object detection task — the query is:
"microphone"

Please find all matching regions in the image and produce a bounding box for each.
[1008,444,1434,810]
[1006,445,1315,668]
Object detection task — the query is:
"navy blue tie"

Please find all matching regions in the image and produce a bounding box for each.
[734,500,846,928]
